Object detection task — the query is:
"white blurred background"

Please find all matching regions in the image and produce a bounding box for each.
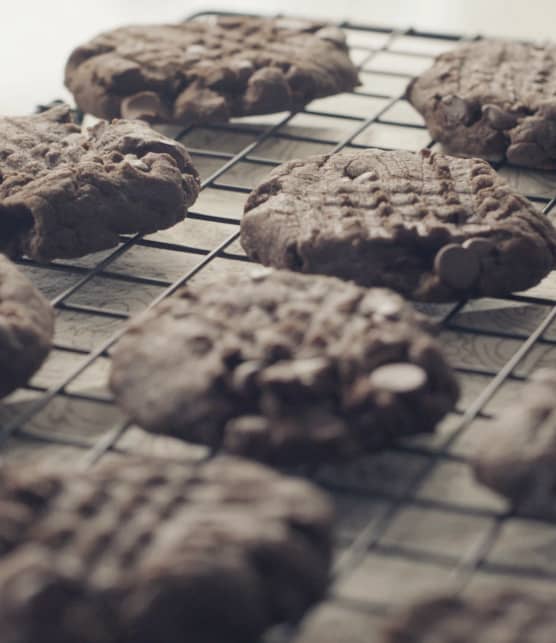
[1,0,553,114]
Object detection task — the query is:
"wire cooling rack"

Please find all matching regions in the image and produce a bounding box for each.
[4,11,556,642]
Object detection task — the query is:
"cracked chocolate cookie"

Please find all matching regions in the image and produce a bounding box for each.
[240,149,556,301]
[383,590,556,643]
[64,16,359,126]
[472,369,556,520]
[0,456,333,643]
[0,254,54,398]
[0,105,200,261]
[408,40,556,169]
[109,269,459,465]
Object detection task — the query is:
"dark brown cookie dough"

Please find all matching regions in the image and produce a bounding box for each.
[0,254,53,398]
[0,105,200,261]
[383,591,556,643]
[472,369,556,520]
[64,16,359,126]
[0,455,333,643]
[407,40,556,169]
[109,269,459,465]
[240,149,556,302]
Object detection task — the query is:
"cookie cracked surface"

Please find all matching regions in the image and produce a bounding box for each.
[240,149,556,301]
[0,254,53,398]
[0,456,333,643]
[0,105,200,261]
[408,40,556,169]
[109,269,459,464]
[64,16,359,126]
[472,369,556,520]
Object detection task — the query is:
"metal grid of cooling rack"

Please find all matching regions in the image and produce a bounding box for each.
[3,11,556,642]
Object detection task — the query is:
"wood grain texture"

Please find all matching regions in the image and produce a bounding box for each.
[417,460,508,512]
[10,395,121,442]
[451,299,556,340]
[292,602,387,643]
[381,505,494,559]
[353,122,432,150]
[335,552,458,606]
[465,569,556,600]
[0,437,86,468]
[438,329,549,377]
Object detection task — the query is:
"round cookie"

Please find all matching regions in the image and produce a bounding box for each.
[240,149,556,301]
[407,40,556,169]
[0,105,200,261]
[384,591,556,643]
[472,369,556,520]
[0,455,333,643]
[64,16,359,126]
[109,269,459,465]
[0,254,54,398]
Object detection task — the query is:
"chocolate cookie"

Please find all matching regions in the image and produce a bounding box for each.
[408,40,556,169]
[0,105,200,261]
[240,149,556,302]
[384,590,555,642]
[472,369,556,520]
[109,269,459,465]
[64,16,359,126]
[0,254,54,398]
[0,456,333,643]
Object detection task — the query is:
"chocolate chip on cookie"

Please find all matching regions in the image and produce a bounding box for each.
[65,17,359,126]
[408,40,556,168]
[240,149,556,301]
[109,269,459,465]
[0,105,200,260]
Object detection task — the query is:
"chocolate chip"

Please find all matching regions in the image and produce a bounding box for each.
[370,362,428,394]
[173,84,230,124]
[224,416,273,460]
[230,59,255,84]
[250,267,274,281]
[226,415,270,439]
[434,243,480,290]
[482,103,518,130]
[353,170,379,184]
[124,154,149,171]
[260,358,331,389]
[243,68,291,112]
[507,141,545,167]
[315,27,346,46]
[121,92,164,121]
[186,44,207,57]
[370,298,403,320]
[232,361,262,394]
[462,237,495,258]
[440,95,471,126]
